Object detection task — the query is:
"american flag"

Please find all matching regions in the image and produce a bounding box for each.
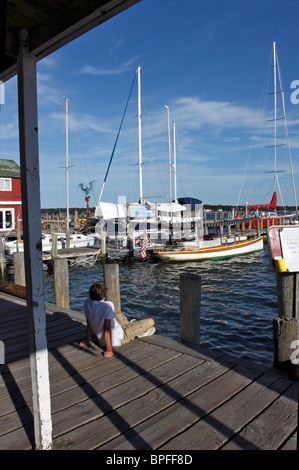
[140,234,150,258]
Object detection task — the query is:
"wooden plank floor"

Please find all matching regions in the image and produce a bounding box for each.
[0,291,298,450]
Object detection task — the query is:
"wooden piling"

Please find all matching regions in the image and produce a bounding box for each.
[180,273,201,345]
[273,272,299,378]
[51,233,57,259]
[53,258,69,308]
[103,263,121,313]
[66,229,70,249]
[100,228,107,258]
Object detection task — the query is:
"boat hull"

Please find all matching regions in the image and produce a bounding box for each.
[4,233,98,256]
[154,236,264,261]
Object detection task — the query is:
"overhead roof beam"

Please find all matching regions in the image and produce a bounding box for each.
[1,0,141,82]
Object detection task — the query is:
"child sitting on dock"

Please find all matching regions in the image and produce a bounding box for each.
[79,283,155,358]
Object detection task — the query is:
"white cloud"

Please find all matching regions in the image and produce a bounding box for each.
[80,57,140,75]
[172,96,265,131]
[0,116,19,139]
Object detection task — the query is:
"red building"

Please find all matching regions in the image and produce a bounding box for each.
[0,159,22,234]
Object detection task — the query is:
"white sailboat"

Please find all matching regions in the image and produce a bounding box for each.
[153,235,264,262]
[4,97,97,257]
[239,41,298,226]
[94,66,202,249]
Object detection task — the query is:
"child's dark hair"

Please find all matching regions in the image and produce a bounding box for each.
[89,283,107,301]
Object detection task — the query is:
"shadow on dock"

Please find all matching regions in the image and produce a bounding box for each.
[0,292,297,450]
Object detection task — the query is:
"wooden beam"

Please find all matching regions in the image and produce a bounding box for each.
[0,280,26,298]
[17,28,52,450]
[1,0,141,82]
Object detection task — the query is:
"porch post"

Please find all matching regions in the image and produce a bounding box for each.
[17,29,52,450]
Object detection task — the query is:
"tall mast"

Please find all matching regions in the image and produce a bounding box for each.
[165,105,172,203]
[173,121,177,203]
[65,97,69,231]
[273,41,277,194]
[137,66,143,203]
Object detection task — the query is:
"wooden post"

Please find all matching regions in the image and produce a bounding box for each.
[180,273,201,345]
[74,210,78,229]
[273,272,299,378]
[17,29,52,449]
[257,219,261,236]
[13,252,25,286]
[53,258,69,308]
[127,228,134,258]
[101,228,107,258]
[66,229,70,249]
[103,263,121,313]
[51,233,57,259]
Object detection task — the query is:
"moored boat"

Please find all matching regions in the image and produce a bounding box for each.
[4,232,98,256]
[153,235,264,262]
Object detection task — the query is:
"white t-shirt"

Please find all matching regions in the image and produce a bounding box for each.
[84,298,124,347]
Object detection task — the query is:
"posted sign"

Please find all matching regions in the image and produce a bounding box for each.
[268,225,299,273]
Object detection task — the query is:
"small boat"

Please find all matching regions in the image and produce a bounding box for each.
[4,232,98,256]
[153,235,264,262]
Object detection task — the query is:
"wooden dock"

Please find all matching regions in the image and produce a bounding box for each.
[0,291,298,451]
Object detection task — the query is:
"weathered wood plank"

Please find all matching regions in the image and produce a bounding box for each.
[57,358,234,449]
[222,382,298,450]
[100,365,261,450]
[0,342,151,414]
[0,344,178,433]
[0,341,151,402]
[0,352,191,450]
[280,432,297,450]
[51,348,184,416]
[53,356,205,449]
[0,292,297,451]
[161,374,292,450]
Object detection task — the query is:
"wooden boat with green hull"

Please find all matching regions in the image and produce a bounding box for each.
[153,235,264,262]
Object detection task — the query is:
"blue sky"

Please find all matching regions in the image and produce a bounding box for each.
[1,0,299,209]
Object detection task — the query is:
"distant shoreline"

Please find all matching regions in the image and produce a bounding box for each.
[41,204,298,214]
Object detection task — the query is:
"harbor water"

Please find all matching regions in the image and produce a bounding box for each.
[43,242,278,367]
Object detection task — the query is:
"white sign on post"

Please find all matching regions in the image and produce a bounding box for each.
[280,227,299,273]
[268,225,299,273]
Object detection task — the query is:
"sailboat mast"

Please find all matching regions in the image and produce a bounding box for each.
[165,105,172,203]
[137,66,143,203]
[173,121,178,203]
[273,41,277,194]
[65,97,69,231]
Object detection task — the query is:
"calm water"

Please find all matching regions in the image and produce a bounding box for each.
[43,244,277,366]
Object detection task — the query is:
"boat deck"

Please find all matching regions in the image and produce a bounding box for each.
[0,292,298,450]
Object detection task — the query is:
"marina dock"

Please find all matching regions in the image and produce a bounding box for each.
[0,291,297,450]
